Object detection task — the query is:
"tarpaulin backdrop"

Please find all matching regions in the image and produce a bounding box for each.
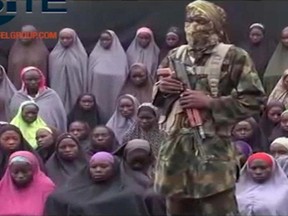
[0,0,285,68]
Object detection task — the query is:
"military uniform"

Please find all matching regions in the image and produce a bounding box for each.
[153,43,266,216]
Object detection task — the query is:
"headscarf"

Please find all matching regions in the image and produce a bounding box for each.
[122,103,166,157]
[234,140,253,159]
[0,151,55,216]
[247,152,273,167]
[88,30,128,123]
[106,94,140,144]
[259,100,285,139]
[186,0,229,43]
[263,40,288,95]
[20,66,46,93]
[126,27,160,80]
[276,155,288,178]
[270,137,288,151]
[9,66,67,133]
[90,151,114,164]
[114,139,153,189]
[0,65,16,122]
[236,153,288,216]
[269,110,288,143]
[239,23,275,81]
[49,28,88,113]
[7,25,49,89]
[67,93,100,129]
[87,126,119,158]
[45,133,88,186]
[268,69,288,108]
[36,126,59,163]
[10,100,47,149]
[119,63,154,104]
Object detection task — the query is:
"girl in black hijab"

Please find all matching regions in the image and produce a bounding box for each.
[44,151,152,216]
[67,93,100,128]
[86,125,118,159]
[45,133,88,186]
[0,124,45,178]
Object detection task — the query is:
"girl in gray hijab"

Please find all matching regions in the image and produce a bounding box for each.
[0,65,16,122]
[106,94,139,144]
[88,30,128,123]
[49,28,88,113]
[126,27,160,82]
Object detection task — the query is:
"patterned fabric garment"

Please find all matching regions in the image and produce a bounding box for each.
[152,1,266,200]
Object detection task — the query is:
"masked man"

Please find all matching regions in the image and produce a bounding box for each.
[153,0,266,215]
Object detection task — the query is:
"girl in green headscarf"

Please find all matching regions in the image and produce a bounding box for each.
[10,101,47,149]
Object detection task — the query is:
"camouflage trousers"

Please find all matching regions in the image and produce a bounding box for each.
[166,188,239,216]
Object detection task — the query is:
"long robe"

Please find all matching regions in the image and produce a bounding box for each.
[9,88,67,133]
[49,28,88,113]
[7,26,49,89]
[0,65,16,122]
[88,30,128,123]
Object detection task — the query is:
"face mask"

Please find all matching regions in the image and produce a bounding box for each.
[185,7,219,50]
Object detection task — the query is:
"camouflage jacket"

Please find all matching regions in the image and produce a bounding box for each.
[153,44,266,199]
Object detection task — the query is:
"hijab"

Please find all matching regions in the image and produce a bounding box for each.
[263,41,288,95]
[0,124,46,178]
[240,23,274,81]
[122,103,166,157]
[159,26,184,67]
[10,100,47,149]
[44,152,150,216]
[119,63,153,104]
[234,140,253,159]
[45,133,88,186]
[0,65,16,122]
[49,28,88,113]
[259,100,285,138]
[106,94,140,144]
[36,126,59,163]
[276,155,288,178]
[9,66,67,133]
[268,69,288,108]
[67,93,100,129]
[88,30,128,123]
[270,137,288,152]
[0,151,55,216]
[7,25,49,89]
[114,139,153,189]
[236,153,288,216]
[126,27,160,80]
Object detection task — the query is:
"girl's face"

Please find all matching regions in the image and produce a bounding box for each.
[165,33,179,47]
[126,149,150,171]
[232,121,253,141]
[10,161,34,188]
[21,104,38,124]
[281,113,288,132]
[129,66,147,87]
[23,70,41,92]
[79,95,95,111]
[89,160,114,182]
[91,126,112,150]
[270,143,288,159]
[249,27,264,44]
[137,109,157,131]
[69,122,88,141]
[36,128,54,148]
[57,138,79,161]
[137,32,151,48]
[118,97,135,118]
[248,159,272,184]
[0,130,21,151]
[283,75,288,90]
[267,106,283,124]
[59,31,74,48]
[100,32,113,49]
